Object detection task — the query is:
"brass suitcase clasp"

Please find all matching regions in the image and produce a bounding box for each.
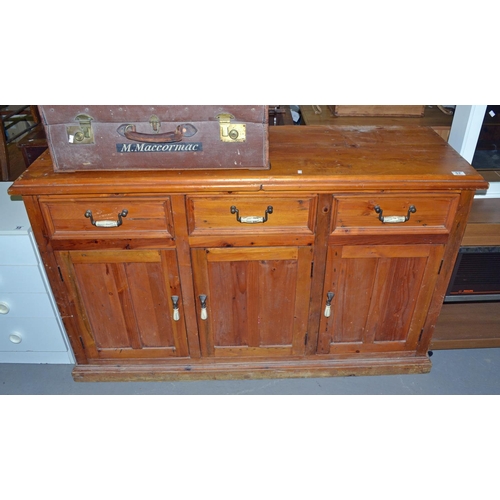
[216,113,246,143]
[67,114,94,144]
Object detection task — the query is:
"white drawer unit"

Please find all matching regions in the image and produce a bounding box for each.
[0,233,42,265]
[0,265,47,293]
[0,183,74,364]
[0,317,69,352]
[0,292,56,318]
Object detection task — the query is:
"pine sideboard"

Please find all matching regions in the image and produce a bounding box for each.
[8,126,488,381]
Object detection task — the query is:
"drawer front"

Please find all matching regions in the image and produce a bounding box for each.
[0,292,55,318]
[0,266,47,293]
[332,194,459,234]
[0,316,68,352]
[0,235,38,265]
[187,195,316,236]
[40,197,174,240]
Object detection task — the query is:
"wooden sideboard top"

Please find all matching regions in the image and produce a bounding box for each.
[9,126,487,196]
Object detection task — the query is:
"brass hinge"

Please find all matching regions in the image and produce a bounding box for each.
[310,261,314,278]
[67,113,94,144]
[216,113,246,143]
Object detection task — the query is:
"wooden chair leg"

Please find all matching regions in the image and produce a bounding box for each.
[30,105,41,124]
[0,126,10,181]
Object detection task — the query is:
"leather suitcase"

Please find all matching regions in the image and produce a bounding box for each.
[38,105,269,172]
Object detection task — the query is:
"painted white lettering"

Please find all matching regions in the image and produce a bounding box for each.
[118,142,202,153]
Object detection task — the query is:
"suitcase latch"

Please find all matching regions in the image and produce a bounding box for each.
[67,114,94,144]
[216,113,246,142]
[149,114,160,132]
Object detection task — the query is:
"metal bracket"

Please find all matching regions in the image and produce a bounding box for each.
[67,114,94,144]
[216,113,246,142]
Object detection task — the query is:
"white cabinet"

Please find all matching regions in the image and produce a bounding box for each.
[0,183,74,363]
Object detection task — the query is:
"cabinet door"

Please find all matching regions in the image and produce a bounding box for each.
[192,246,313,358]
[56,249,189,360]
[317,244,445,354]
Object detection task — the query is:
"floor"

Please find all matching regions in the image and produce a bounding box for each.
[1,348,500,394]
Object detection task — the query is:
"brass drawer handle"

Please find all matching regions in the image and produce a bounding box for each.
[85,209,128,228]
[374,205,416,224]
[230,205,273,224]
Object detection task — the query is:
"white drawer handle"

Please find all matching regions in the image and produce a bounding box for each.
[199,295,208,320]
[171,296,180,322]
[9,333,22,344]
[0,302,10,315]
[324,292,334,318]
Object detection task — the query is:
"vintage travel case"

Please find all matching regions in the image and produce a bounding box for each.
[38,105,269,172]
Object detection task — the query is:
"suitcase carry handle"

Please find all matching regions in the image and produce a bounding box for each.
[117,123,197,143]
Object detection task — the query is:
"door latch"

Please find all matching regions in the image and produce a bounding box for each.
[216,113,246,142]
[67,114,94,144]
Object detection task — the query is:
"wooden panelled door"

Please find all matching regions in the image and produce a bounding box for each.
[192,246,313,358]
[56,249,189,360]
[317,244,445,354]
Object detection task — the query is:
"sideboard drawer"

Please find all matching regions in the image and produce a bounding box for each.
[40,197,175,240]
[187,195,317,236]
[332,193,460,234]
